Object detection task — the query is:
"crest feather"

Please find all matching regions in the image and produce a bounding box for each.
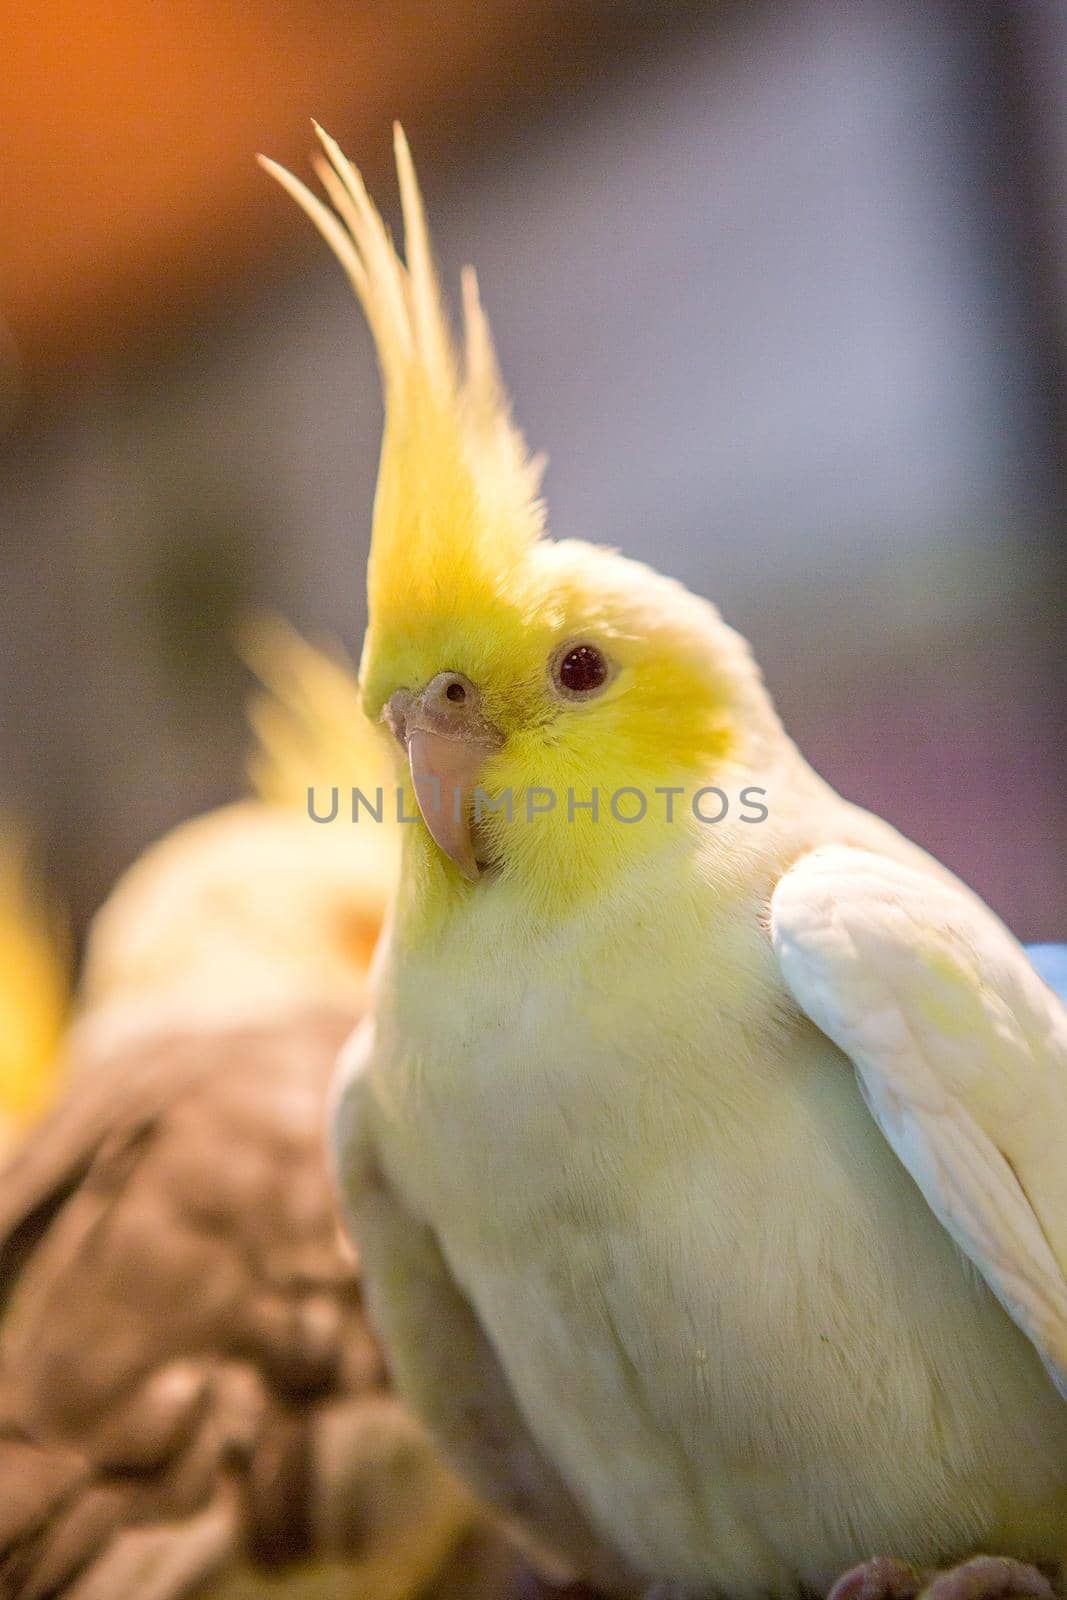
[260,125,544,644]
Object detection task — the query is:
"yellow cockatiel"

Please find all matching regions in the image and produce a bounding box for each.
[264,130,1067,1600]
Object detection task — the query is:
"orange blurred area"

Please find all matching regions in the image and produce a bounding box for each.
[0,0,619,375]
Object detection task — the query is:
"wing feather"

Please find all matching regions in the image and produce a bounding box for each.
[771,846,1067,1399]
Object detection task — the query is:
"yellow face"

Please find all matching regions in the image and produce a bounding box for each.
[361,535,745,902]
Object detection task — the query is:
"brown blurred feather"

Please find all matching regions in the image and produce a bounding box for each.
[0,1008,518,1600]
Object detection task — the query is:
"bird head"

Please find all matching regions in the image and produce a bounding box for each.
[80,802,391,1047]
[263,128,786,916]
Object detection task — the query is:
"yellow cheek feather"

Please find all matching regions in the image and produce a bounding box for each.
[473,666,736,911]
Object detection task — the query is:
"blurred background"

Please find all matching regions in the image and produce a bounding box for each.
[1,0,1064,947]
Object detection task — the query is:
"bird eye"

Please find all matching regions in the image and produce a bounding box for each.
[553,642,610,697]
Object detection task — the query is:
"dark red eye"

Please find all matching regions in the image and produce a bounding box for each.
[556,643,609,695]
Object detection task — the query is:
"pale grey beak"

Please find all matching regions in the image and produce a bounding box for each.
[384,673,503,881]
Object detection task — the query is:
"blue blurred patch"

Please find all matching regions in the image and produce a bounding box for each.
[1025,945,1067,1007]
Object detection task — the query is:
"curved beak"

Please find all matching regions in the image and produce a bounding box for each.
[384,674,502,882]
[407,728,493,880]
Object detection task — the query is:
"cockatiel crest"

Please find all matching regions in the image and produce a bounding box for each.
[261,127,545,715]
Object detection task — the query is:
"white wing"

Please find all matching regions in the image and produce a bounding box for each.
[771,845,1067,1399]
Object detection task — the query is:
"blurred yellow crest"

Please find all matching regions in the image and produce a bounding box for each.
[238,613,392,804]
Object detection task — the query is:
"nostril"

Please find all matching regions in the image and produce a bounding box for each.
[445,680,467,704]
